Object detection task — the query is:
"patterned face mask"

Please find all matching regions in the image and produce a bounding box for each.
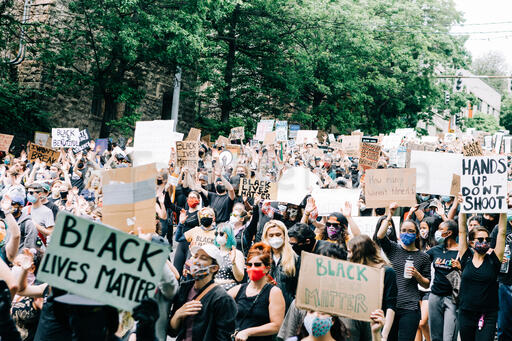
[304,314,333,337]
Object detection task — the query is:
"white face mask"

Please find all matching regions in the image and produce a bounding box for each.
[216,235,227,246]
[268,237,284,249]
[229,215,240,224]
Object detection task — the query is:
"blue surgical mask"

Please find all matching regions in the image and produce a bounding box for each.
[420,195,430,202]
[27,194,37,204]
[441,196,451,203]
[400,232,416,246]
[507,210,512,223]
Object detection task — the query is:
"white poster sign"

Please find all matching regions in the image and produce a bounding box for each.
[410,150,462,196]
[311,188,360,216]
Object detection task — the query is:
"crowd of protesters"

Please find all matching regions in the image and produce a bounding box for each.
[0,131,511,341]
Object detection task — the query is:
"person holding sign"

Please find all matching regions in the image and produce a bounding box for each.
[228,242,285,341]
[261,220,299,310]
[348,235,398,341]
[457,203,507,341]
[376,203,431,341]
[169,244,237,340]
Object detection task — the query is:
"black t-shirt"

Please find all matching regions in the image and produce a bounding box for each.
[459,248,500,312]
[383,266,398,312]
[207,192,234,223]
[490,223,512,285]
[426,245,458,296]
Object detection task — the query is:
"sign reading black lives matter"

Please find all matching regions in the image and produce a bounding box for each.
[37,212,168,311]
[461,156,507,213]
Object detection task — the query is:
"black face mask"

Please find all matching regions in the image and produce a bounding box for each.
[216,184,226,193]
[200,217,213,227]
[156,179,163,185]
[77,162,84,169]
[60,191,68,200]
[12,208,20,217]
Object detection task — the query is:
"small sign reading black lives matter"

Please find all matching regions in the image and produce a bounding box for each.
[461,156,507,213]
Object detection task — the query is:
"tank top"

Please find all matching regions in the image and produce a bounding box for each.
[234,283,274,341]
[216,252,237,290]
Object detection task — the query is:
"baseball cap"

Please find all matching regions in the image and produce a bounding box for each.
[190,244,223,265]
[28,183,43,192]
[326,212,345,225]
[40,183,51,193]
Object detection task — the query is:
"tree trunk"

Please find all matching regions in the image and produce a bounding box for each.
[220,4,240,123]
[99,91,116,138]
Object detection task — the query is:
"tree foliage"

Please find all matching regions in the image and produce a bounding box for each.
[464,112,503,134]
[471,51,509,96]
[2,0,473,139]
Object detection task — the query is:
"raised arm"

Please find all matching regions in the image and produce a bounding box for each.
[342,201,361,236]
[495,212,507,262]
[377,203,398,240]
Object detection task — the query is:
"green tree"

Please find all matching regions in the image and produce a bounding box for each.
[472,51,509,96]
[38,0,207,137]
[464,112,503,133]
[499,95,512,132]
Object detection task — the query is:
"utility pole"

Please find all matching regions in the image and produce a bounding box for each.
[170,66,181,131]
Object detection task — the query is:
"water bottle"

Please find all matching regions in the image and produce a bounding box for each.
[404,256,414,279]
[501,245,510,273]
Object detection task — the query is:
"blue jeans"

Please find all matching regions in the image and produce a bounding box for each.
[498,283,512,341]
[428,293,458,341]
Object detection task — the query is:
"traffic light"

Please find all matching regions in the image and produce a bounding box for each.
[444,91,450,104]
[456,78,462,91]
[455,114,461,126]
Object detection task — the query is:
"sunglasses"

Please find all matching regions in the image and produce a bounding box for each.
[326,223,340,228]
[27,191,40,195]
[246,262,264,268]
[473,237,492,243]
[214,231,225,237]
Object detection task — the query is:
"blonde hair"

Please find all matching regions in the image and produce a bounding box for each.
[262,220,297,277]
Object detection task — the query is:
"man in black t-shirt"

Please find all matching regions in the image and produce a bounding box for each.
[197,174,234,223]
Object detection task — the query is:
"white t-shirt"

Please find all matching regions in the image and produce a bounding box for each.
[23,205,55,228]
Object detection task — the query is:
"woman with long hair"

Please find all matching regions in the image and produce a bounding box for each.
[376,203,431,341]
[213,222,245,290]
[458,207,507,341]
[261,220,300,310]
[228,242,285,341]
[348,235,397,341]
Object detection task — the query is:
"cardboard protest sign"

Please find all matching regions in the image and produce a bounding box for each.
[201,134,211,147]
[0,134,14,152]
[133,120,175,168]
[255,120,275,141]
[450,174,460,196]
[328,134,336,143]
[277,167,320,205]
[381,135,402,151]
[52,128,80,148]
[263,131,276,146]
[341,135,361,158]
[28,143,60,164]
[296,252,384,322]
[364,168,416,208]
[504,136,512,154]
[410,151,462,196]
[275,121,288,142]
[359,143,381,170]
[215,135,230,147]
[463,141,483,157]
[72,129,91,153]
[185,128,201,141]
[36,212,168,312]
[461,156,507,213]
[34,131,51,147]
[311,188,360,216]
[238,178,277,200]
[176,141,200,169]
[229,127,245,141]
[102,163,157,233]
[351,216,401,237]
[296,130,318,145]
